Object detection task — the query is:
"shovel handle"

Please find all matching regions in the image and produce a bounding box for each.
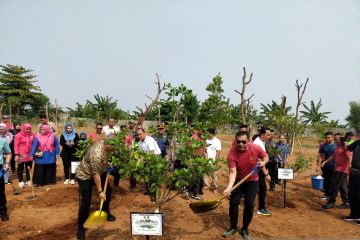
[219,169,256,201]
[99,172,110,212]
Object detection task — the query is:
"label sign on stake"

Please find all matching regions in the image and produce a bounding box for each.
[131,212,163,236]
[278,168,294,180]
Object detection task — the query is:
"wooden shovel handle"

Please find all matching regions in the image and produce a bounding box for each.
[99,172,110,212]
[219,169,256,201]
[103,172,110,194]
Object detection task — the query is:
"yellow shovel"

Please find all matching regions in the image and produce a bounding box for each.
[189,169,256,214]
[83,171,110,229]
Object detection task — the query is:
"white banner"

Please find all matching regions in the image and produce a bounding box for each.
[131,212,163,236]
[278,168,294,180]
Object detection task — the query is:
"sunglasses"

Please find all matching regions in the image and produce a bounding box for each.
[236,140,248,145]
[97,128,103,130]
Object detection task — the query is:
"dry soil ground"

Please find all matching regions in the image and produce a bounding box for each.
[1,131,360,240]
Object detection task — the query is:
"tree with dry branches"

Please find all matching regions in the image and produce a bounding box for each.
[136,73,168,125]
[290,78,309,154]
[234,67,255,131]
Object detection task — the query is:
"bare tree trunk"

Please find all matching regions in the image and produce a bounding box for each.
[45,102,49,119]
[246,99,253,134]
[290,78,309,155]
[0,103,3,119]
[235,67,254,125]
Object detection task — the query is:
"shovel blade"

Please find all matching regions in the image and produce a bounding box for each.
[189,199,222,213]
[83,211,107,229]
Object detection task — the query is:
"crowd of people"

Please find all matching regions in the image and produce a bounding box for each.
[315,131,360,223]
[0,114,359,240]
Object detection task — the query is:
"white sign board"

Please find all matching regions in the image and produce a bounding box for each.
[71,162,80,174]
[131,212,163,236]
[278,168,294,180]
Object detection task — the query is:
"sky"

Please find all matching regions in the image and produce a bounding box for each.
[0,0,359,123]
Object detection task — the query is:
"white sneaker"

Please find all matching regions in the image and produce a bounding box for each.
[64,179,70,185]
[18,182,25,188]
[26,181,32,187]
[70,179,76,185]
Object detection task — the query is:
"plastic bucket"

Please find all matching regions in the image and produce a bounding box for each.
[311,175,324,190]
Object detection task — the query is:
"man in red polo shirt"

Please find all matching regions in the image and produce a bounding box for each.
[223,131,269,240]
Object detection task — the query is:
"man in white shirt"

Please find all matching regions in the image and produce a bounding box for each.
[204,128,221,194]
[253,127,272,216]
[137,128,161,155]
[102,117,120,138]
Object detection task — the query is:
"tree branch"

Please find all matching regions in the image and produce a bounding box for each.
[136,73,167,125]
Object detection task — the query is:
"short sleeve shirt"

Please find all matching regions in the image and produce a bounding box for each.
[253,137,266,152]
[138,136,161,155]
[227,143,267,181]
[319,143,337,167]
[0,138,11,165]
[206,137,222,160]
[102,125,120,137]
[75,141,108,180]
[334,145,352,174]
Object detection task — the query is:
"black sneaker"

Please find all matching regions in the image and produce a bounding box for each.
[240,228,251,240]
[1,213,9,221]
[320,194,329,201]
[322,202,335,209]
[222,228,238,238]
[344,216,360,221]
[191,194,203,200]
[356,221,360,226]
[183,189,190,200]
[337,203,350,209]
[77,228,85,240]
[107,212,116,221]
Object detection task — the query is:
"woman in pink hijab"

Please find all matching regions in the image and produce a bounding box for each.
[30,125,60,187]
[14,123,34,188]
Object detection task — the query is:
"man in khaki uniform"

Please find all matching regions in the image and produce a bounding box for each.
[75,140,116,240]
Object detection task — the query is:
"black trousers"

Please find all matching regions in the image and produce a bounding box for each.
[321,166,334,196]
[130,174,136,189]
[61,153,76,180]
[17,161,32,182]
[77,173,112,230]
[10,155,16,173]
[267,161,278,189]
[328,171,348,204]
[111,167,120,187]
[349,169,360,218]
[0,164,6,206]
[258,170,267,209]
[33,163,56,186]
[229,180,258,230]
[189,180,204,196]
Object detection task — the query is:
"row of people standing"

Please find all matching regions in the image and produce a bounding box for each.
[316,130,360,226]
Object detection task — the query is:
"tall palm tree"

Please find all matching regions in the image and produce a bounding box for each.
[300,99,331,124]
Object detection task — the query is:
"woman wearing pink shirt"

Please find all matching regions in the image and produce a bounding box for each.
[14,123,34,188]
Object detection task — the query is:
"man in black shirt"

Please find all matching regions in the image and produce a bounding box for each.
[345,135,360,225]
